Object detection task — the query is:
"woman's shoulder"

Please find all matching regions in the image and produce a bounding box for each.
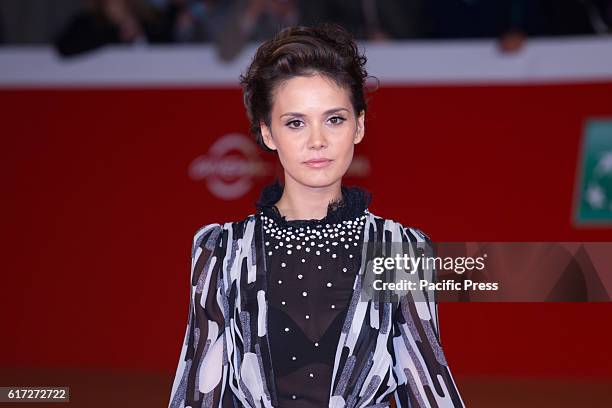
[366,210,432,243]
[190,213,258,240]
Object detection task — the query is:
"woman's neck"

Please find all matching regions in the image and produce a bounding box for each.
[273,178,343,221]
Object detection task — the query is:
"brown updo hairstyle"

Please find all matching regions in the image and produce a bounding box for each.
[239,23,377,153]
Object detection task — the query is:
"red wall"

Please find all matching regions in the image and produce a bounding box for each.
[1,83,612,378]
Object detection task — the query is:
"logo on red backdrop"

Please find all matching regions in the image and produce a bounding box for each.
[574,119,612,225]
[188,133,271,200]
[187,133,371,200]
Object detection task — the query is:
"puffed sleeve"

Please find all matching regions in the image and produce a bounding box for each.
[168,224,230,408]
[391,226,465,408]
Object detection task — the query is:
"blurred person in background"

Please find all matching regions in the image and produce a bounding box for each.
[213,0,299,62]
[0,6,3,44]
[213,0,429,62]
[0,0,81,44]
[424,0,611,53]
[54,0,218,57]
[530,0,611,35]
[499,0,612,51]
[297,0,430,41]
[147,0,224,42]
[426,0,531,40]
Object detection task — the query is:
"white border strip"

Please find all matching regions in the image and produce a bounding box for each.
[1,36,612,88]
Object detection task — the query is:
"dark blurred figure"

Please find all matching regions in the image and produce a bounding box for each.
[426,0,611,53]
[530,0,611,35]
[0,5,4,44]
[54,0,190,57]
[213,0,430,62]
[501,0,612,52]
[426,0,533,39]
[147,0,223,42]
[0,0,81,44]
[602,0,612,30]
[213,0,299,61]
[297,0,430,41]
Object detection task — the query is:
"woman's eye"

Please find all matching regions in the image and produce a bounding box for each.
[286,120,303,128]
[329,116,346,125]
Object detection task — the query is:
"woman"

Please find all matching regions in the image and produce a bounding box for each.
[169,23,465,408]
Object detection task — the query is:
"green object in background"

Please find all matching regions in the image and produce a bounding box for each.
[575,119,612,225]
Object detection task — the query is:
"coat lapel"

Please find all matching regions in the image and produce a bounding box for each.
[328,211,379,407]
[239,214,278,407]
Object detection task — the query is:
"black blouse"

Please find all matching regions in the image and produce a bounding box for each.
[256,179,374,407]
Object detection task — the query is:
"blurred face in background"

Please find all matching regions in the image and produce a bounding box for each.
[260,73,365,189]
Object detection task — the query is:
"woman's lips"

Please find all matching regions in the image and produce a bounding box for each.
[304,158,333,168]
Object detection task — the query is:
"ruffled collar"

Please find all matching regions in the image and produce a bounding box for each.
[255,178,372,229]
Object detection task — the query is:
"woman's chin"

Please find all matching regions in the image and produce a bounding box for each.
[293,173,343,188]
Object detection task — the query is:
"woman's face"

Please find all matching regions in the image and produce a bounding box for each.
[260,73,365,189]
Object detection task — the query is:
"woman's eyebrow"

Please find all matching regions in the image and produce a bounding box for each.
[280,107,349,118]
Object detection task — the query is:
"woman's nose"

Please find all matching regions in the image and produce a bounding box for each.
[307,128,328,150]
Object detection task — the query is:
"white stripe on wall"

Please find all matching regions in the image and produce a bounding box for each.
[1,37,612,88]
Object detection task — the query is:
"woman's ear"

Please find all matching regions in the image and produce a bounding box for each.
[260,120,277,151]
[354,110,365,144]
